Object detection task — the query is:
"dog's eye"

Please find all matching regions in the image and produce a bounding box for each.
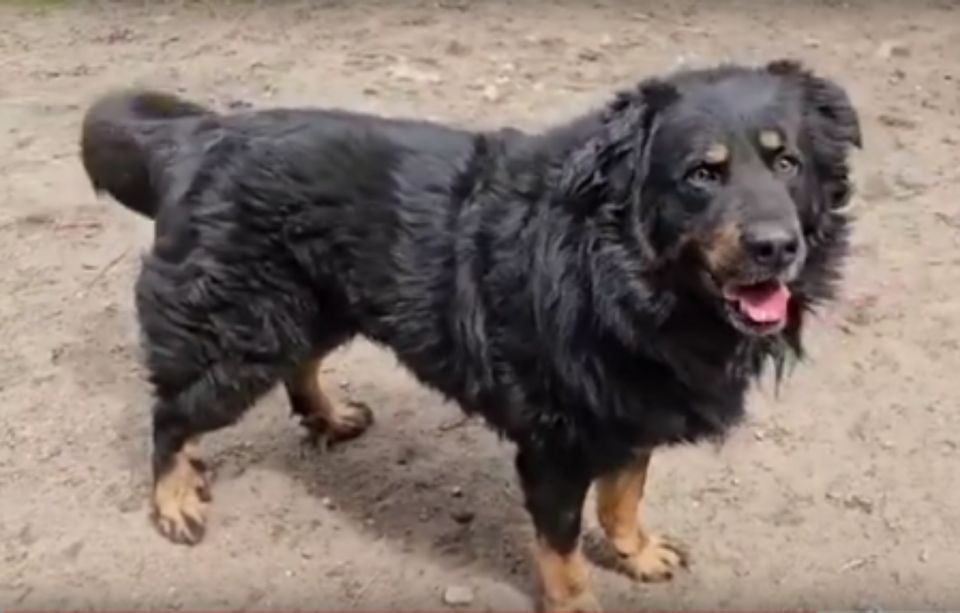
[773,154,801,178]
[685,165,722,187]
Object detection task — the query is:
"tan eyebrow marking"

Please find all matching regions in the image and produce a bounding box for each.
[758,129,782,151]
[704,143,729,164]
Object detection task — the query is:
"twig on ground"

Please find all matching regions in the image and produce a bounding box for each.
[77,247,129,297]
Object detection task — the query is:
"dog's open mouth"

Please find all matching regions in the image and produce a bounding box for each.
[722,279,791,335]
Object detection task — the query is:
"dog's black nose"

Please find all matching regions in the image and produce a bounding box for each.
[743,225,801,270]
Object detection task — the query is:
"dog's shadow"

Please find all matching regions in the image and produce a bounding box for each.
[253,381,535,594]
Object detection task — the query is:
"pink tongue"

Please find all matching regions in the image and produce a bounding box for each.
[736,283,791,324]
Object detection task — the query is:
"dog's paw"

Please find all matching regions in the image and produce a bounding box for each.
[620,535,688,583]
[301,400,374,451]
[328,400,374,440]
[151,457,211,545]
[543,590,603,613]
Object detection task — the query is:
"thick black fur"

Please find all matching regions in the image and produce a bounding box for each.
[81,60,859,576]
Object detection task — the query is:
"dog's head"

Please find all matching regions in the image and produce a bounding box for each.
[561,60,861,340]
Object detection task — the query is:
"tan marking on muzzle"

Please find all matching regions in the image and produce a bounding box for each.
[700,223,744,278]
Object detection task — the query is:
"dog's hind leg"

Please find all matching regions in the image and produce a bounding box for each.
[594,450,688,582]
[151,360,287,545]
[285,357,373,452]
[516,445,599,613]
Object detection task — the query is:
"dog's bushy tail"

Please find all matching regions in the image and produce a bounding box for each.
[80,90,213,219]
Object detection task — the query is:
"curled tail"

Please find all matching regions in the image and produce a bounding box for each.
[80,90,213,219]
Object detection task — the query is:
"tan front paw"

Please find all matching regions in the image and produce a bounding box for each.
[620,536,688,583]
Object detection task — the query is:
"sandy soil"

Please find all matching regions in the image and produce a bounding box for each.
[1,0,959,610]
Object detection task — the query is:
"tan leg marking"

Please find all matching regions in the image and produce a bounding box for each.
[594,451,688,582]
[288,358,373,451]
[535,538,601,613]
[152,437,211,545]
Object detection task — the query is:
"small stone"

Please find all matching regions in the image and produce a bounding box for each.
[389,62,442,85]
[536,36,566,50]
[861,172,894,202]
[843,494,874,514]
[62,541,84,561]
[450,486,463,498]
[396,447,416,466]
[442,585,475,606]
[877,40,910,59]
[577,48,602,62]
[878,112,917,130]
[894,169,930,192]
[321,497,335,510]
[445,40,471,56]
[451,510,475,525]
[888,69,907,85]
[482,84,501,102]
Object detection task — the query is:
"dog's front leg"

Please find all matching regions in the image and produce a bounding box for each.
[516,445,599,612]
[594,449,688,582]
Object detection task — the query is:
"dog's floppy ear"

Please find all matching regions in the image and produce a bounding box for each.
[557,79,678,210]
[768,60,861,212]
[767,59,862,149]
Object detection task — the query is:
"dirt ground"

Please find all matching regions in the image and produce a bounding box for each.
[1,0,959,610]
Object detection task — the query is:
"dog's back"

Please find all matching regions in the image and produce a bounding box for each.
[80,90,214,218]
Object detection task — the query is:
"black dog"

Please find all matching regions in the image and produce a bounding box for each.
[81,59,860,611]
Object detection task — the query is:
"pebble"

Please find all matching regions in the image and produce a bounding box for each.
[445,40,471,56]
[877,40,910,59]
[442,585,475,606]
[843,494,875,515]
[451,510,475,525]
[389,62,442,85]
[577,48,602,62]
[878,112,917,130]
[482,84,501,102]
[894,169,930,192]
[860,172,894,202]
[321,497,335,510]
